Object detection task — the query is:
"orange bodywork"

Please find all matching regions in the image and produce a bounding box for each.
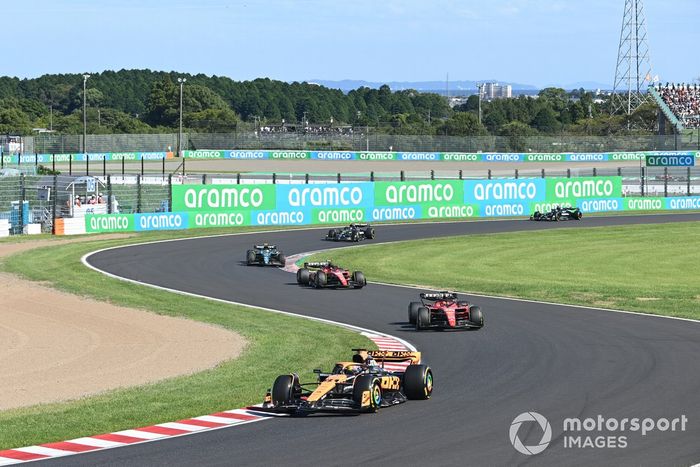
[307,374,347,402]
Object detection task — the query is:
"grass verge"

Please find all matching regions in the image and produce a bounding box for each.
[0,230,373,450]
[308,221,700,320]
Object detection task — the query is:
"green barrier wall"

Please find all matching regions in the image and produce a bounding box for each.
[83,176,700,233]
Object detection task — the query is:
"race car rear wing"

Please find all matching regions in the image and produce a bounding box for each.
[420,292,458,301]
[353,349,421,365]
[304,261,331,268]
[254,244,276,249]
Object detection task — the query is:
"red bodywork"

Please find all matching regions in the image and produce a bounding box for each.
[427,299,472,328]
[322,266,350,287]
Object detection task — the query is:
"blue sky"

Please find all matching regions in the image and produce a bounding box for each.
[2,0,697,87]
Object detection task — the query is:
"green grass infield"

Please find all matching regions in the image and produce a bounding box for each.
[307,221,700,321]
[0,228,373,450]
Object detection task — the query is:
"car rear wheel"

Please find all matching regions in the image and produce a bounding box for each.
[246,249,256,265]
[315,271,327,288]
[403,365,433,400]
[416,306,430,331]
[408,301,421,324]
[296,268,310,285]
[365,227,375,239]
[352,271,366,289]
[469,305,484,328]
[352,375,381,413]
[272,374,296,405]
[277,253,286,267]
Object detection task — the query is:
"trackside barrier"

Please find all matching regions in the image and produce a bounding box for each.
[0,152,173,165]
[180,150,700,163]
[11,150,690,165]
[77,176,700,234]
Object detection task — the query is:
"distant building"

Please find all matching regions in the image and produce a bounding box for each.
[481,83,512,100]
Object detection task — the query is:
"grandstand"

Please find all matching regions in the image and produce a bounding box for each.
[650,84,700,131]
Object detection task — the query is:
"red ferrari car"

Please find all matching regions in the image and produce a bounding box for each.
[408,292,483,331]
[296,261,366,289]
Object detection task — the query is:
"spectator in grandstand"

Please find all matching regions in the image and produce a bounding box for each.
[658,83,700,128]
[74,196,81,207]
[88,195,97,205]
[97,193,105,204]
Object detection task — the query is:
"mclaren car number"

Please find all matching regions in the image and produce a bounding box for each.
[380,376,401,390]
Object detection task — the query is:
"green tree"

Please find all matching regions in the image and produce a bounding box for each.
[498,121,538,151]
[0,108,31,134]
[438,112,488,136]
[186,108,239,132]
[531,107,561,133]
[145,77,178,127]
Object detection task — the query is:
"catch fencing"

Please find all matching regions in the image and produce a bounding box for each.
[19,131,700,155]
[2,167,700,236]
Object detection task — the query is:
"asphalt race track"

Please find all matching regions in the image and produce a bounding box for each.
[64,214,700,466]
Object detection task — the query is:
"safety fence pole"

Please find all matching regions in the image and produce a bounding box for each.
[19,173,25,234]
[107,175,113,214]
[136,174,142,213]
[168,174,172,212]
[51,174,57,234]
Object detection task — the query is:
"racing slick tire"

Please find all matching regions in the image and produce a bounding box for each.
[352,375,381,413]
[272,374,296,405]
[315,271,327,288]
[469,305,484,328]
[296,268,310,286]
[408,301,421,324]
[403,364,433,400]
[365,227,375,239]
[246,249,256,265]
[416,306,430,331]
[277,253,286,267]
[575,210,583,220]
[327,229,337,240]
[352,231,360,242]
[352,271,366,289]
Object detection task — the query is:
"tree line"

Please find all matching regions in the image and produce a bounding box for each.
[0,69,660,137]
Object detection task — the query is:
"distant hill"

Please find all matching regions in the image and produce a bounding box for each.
[307,79,539,94]
[556,81,613,91]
